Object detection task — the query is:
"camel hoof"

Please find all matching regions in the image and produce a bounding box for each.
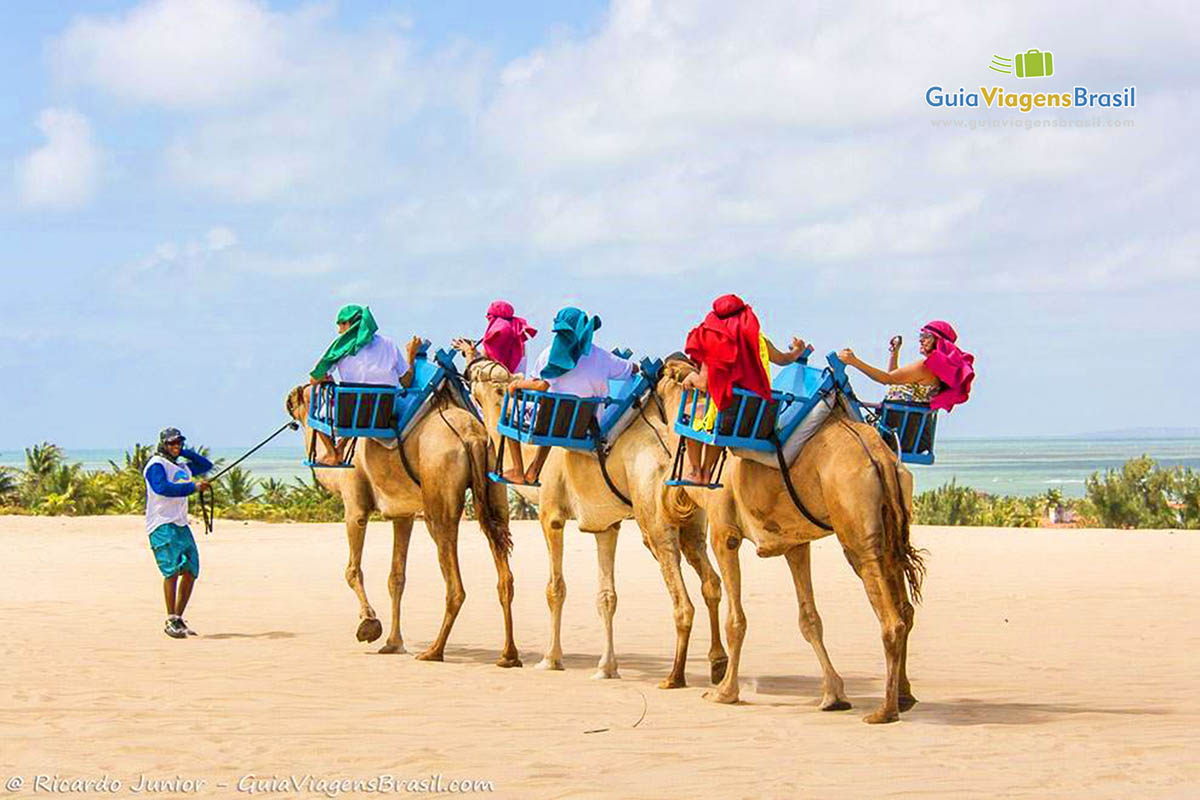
[415,649,444,662]
[658,675,687,690]
[702,688,739,705]
[710,656,729,685]
[590,669,620,680]
[863,707,900,724]
[496,655,523,669]
[820,698,853,712]
[356,618,383,643]
[377,642,407,655]
[898,694,918,712]
[534,657,564,671]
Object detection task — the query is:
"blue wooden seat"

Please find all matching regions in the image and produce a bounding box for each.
[875,400,937,465]
[496,389,604,450]
[669,350,864,486]
[304,343,465,468]
[488,352,660,487]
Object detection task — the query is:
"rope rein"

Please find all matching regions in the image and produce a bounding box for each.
[197,419,300,535]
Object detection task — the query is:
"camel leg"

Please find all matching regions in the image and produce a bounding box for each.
[853,555,907,724]
[890,569,918,711]
[416,520,465,662]
[345,512,382,644]
[487,534,522,669]
[379,517,414,654]
[703,527,745,705]
[535,516,567,671]
[783,544,851,710]
[680,520,727,684]
[591,524,621,680]
[647,533,694,689]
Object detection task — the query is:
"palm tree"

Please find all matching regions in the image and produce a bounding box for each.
[259,478,289,505]
[109,443,153,475]
[221,466,257,505]
[24,442,63,486]
[0,467,19,504]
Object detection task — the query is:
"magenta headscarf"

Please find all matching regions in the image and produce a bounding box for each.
[922,320,975,412]
[482,300,537,373]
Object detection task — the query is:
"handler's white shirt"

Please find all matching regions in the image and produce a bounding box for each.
[332,334,409,385]
[143,455,193,534]
[531,343,634,396]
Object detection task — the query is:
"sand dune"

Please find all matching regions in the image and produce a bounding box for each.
[1,515,1197,799]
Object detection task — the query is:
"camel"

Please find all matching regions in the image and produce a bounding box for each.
[284,381,521,668]
[658,358,924,723]
[457,347,727,688]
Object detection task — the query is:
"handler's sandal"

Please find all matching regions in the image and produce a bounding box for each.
[179,619,199,637]
[164,617,187,639]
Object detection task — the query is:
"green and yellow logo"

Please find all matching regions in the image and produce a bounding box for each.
[990,49,1054,78]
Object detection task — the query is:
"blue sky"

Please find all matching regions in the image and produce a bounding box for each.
[2,0,1197,448]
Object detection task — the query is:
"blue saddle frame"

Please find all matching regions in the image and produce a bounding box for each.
[871,400,938,465]
[304,344,480,468]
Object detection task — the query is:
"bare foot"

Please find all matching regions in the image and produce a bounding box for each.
[415,648,444,662]
[501,469,530,485]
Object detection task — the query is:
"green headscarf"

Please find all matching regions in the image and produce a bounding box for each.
[310,304,379,380]
[540,306,600,379]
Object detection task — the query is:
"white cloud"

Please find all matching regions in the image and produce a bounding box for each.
[53,0,294,109]
[15,108,100,209]
[206,226,238,251]
[52,0,485,203]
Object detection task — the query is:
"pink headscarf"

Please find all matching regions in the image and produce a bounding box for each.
[482,300,536,373]
[922,320,975,412]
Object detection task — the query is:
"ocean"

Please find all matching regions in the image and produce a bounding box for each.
[4,437,1200,499]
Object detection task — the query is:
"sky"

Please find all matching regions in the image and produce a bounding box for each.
[1,0,1197,449]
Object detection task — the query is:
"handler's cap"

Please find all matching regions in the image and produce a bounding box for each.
[158,427,186,446]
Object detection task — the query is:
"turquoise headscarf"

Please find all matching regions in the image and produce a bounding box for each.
[540,307,601,379]
[310,304,379,379]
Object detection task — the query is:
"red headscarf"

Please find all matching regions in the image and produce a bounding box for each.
[684,294,772,410]
[922,320,975,412]
[482,300,536,373]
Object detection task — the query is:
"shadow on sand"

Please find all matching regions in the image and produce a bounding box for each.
[203,631,298,640]
[910,698,1173,726]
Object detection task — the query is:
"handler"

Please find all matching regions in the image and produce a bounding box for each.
[143,427,213,639]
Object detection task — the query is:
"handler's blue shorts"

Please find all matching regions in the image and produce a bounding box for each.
[148,523,200,578]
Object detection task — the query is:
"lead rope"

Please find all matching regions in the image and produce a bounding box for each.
[198,419,300,535]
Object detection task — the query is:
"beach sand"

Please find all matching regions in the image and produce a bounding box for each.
[1,515,1197,799]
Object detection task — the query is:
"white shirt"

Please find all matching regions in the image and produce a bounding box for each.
[532,343,634,396]
[143,455,193,533]
[332,334,409,385]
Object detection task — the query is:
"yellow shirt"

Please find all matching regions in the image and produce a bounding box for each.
[693,334,772,432]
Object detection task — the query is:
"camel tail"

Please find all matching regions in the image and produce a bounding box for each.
[876,440,925,603]
[469,435,513,555]
[661,483,699,528]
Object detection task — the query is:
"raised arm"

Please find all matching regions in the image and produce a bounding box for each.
[764,336,809,366]
[838,348,936,386]
[399,336,423,388]
[180,448,214,477]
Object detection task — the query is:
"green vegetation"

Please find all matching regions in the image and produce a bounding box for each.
[2,444,1197,529]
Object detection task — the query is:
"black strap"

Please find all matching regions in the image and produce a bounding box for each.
[396,434,421,488]
[591,425,632,506]
[771,434,834,532]
[199,485,214,535]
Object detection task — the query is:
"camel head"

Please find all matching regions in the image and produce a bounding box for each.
[285,384,310,427]
[461,357,518,437]
[657,352,697,415]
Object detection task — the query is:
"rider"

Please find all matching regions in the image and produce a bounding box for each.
[452,299,538,374]
[309,304,422,466]
[681,294,808,485]
[838,320,975,411]
[143,427,213,639]
[501,306,638,485]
